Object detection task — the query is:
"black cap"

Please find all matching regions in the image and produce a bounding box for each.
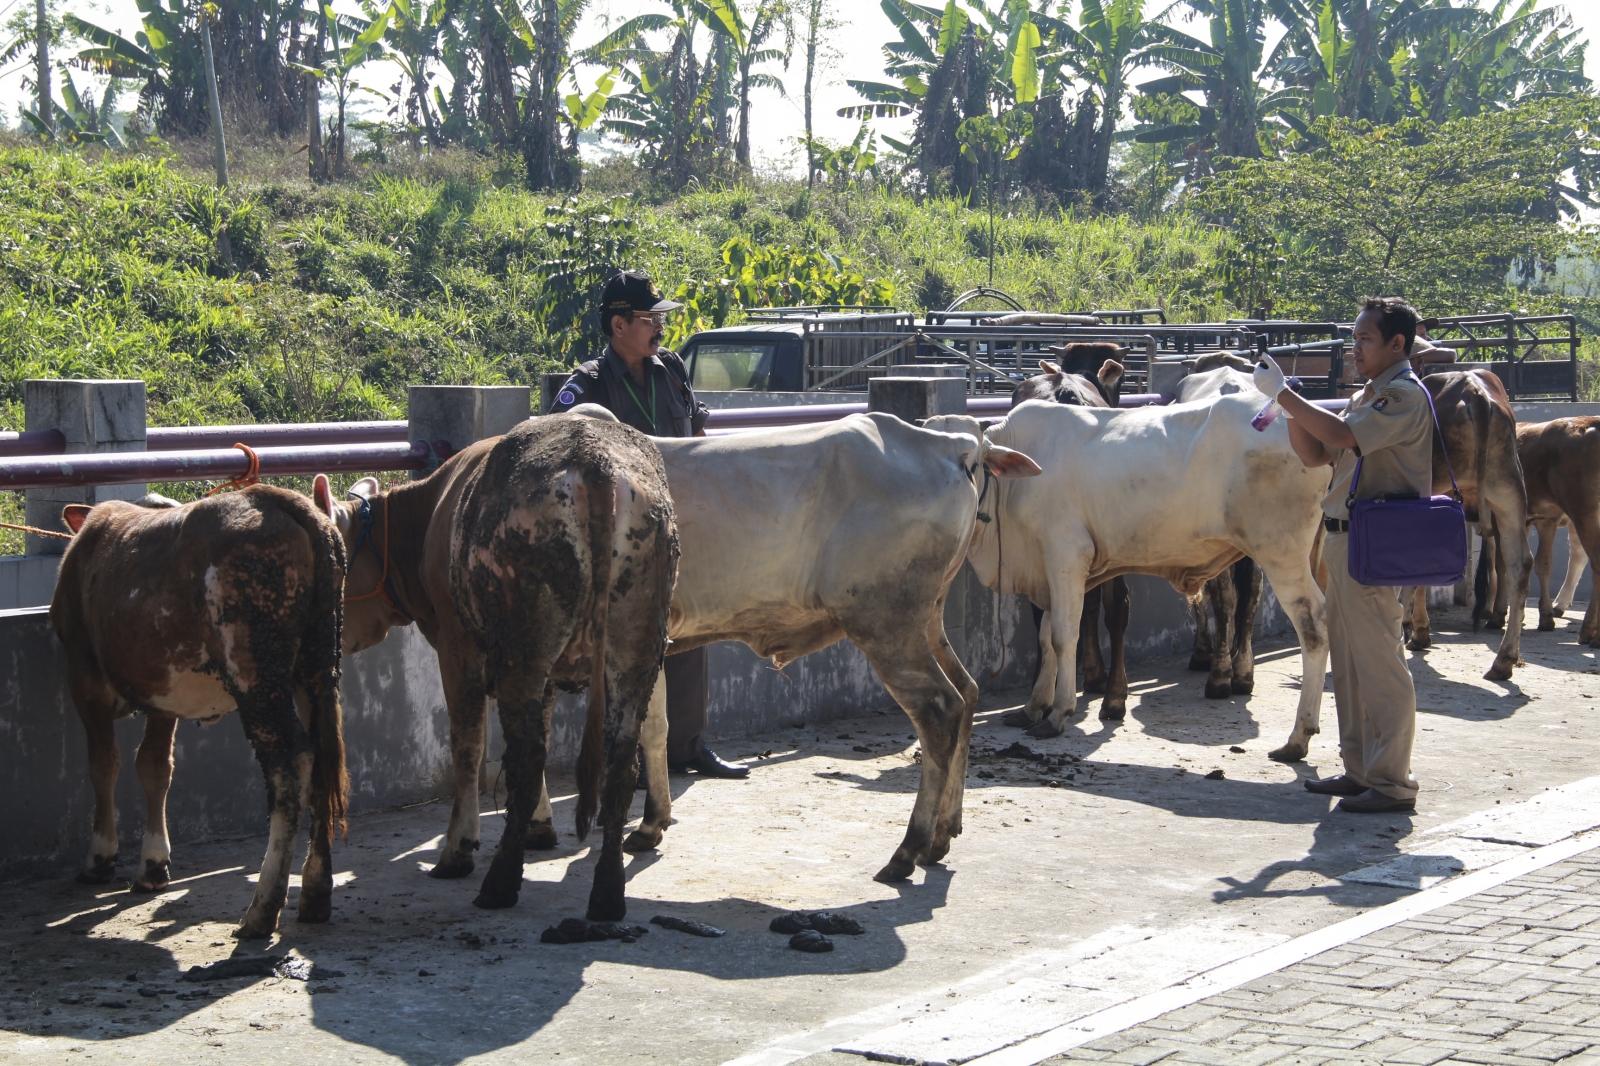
[601,271,682,316]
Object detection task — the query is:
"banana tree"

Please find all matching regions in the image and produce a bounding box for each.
[379,0,450,145]
[845,0,1065,196]
[958,106,1031,284]
[1051,0,1172,192]
[1132,0,1305,159]
[20,69,128,146]
[290,4,391,175]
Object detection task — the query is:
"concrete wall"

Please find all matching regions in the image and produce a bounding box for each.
[0,569,1042,872]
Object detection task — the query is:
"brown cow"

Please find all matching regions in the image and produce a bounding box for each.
[1006,347,1134,720]
[1517,416,1600,644]
[1400,370,1531,680]
[52,485,348,939]
[317,413,677,920]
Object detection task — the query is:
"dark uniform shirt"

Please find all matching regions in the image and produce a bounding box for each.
[549,346,709,438]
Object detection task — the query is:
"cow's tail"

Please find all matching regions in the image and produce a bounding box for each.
[289,495,350,843]
[1466,379,1496,630]
[574,462,615,842]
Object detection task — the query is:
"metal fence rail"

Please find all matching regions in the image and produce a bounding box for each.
[0,441,433,490]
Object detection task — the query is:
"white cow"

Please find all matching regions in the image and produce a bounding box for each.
[929,385,1331,762]
[641,413,1040,882]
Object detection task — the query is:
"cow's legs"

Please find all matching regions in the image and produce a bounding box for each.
[294,685,337,924]
[1079,585,1107,695]
[1556,530,1587,616]
[1035,564,1088,738]
[1099,577,1130,720]
[856,625,971,883]
[131,713,178,892]
[1408,587,1433,651]
[1484,486,1532,680]
[237,685,312,939]
[624,671,673,852]
[1568,510,1600,648]
[432,642,490,878]
[1230,560,1263,694]
[1187,592,1213,672]
[1204,571,1237,699]
[71,671,122,885]
[473,668,555,910]
[925,594,978,855]
[1533,518,1559,631]
[589,653,665,921]
[1010,605,1055,726]
[1257,559,1328,763]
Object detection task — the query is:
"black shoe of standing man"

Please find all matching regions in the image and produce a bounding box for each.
[669,744,749,778]
[1303,774,1367,797]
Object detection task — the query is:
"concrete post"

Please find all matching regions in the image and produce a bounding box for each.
[23,379,147,555]
[868,376,968,423]
[539,372,571,415]
[1149,360,1189,397]
[406,385,530,479]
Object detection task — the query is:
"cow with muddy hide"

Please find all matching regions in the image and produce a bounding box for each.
[51,486,349,939]
[1004,345,1135,724]
[318,409,677,921]
[1395,369,1530,680]
[928,382,1331,762]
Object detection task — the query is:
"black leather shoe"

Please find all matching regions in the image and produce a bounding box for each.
[1337,788,1416,814]
[1304,774,1367,797]
[669,745,750,779]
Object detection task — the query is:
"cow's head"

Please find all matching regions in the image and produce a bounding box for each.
[1014,343,1124,408]
[312,474,411,653]
[919,415,1042,480]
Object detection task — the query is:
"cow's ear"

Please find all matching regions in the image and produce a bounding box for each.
[312,474,334,518]
[984,446,1042,479]
[1038,359,1062,375]
[347,476,380,501]
[61,504,92,534]
[1098,359,1124,387]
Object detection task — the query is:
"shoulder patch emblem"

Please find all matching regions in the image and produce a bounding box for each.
[566,379,584,395]
[557,388,577,407]
[1373,397,1389,411]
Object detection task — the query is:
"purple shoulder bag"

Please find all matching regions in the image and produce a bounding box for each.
[1344,371,1469,587]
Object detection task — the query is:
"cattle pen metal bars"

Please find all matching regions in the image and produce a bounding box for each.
[1321,312,1580,400]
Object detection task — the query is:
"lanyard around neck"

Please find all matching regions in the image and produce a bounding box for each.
[619,368,657,433]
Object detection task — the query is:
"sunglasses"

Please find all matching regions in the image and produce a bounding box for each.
[627,312,667,327]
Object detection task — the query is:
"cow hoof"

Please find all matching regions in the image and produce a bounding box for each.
[1406,635,1431,652]
[1484,662,1515,682]
[1186,655,1210,673]
[1098,705,1126,722]
[1001,709,1036,728]
[585,888,627,923]
[921,840,951,865]
[76,859,117,885]
[297,892,332,924]
[234,921,275,941]
[471,886,520,910]
[1553,607,1566,618]
[1230,679,1254,695]
[131,860,170,894]
[623,828,663,853]
[1538,617,1556,632]
[1024,720,1063,740]
[1486,616,1506,632]
[1083,676,1107,695]
[1267,743,1307,763]
[873,859,914,883]
[524,824,559,851]
[429,855,476,879]
[1204,680,1232,699]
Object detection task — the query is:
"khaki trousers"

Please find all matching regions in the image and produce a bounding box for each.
[1324,533,1420,801]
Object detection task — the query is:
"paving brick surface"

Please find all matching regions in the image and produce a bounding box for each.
[1047,852,1600,1066]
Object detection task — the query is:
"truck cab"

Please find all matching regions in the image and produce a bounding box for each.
[679,324,807,393]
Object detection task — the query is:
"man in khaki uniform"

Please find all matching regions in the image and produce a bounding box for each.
[1254,297,1435,814]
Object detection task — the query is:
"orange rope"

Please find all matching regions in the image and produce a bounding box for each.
[0,520,74,540]
[204,443,261,497]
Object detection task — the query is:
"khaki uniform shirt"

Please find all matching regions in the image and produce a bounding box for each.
[1320,358,1435,520]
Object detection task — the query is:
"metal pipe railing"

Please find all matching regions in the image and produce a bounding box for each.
[0,440,433,490]
[0,430,67,458]
[147,421,408,451]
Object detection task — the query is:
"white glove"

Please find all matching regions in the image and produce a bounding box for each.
[1253,354,1292,417]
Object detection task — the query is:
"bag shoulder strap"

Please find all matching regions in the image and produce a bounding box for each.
[1345,369,1459,506]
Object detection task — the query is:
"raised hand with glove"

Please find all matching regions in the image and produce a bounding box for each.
[1250,353,1294,430]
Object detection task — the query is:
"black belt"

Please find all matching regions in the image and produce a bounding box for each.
[1324,517,1349,533]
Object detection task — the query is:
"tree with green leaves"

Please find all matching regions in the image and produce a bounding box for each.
[291,5,391,175]
[958,106,1031,283]
[801,0,840,186]
[1189,98,1600,317]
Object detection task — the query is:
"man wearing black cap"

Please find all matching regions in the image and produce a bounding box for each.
[549,270,749,779]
